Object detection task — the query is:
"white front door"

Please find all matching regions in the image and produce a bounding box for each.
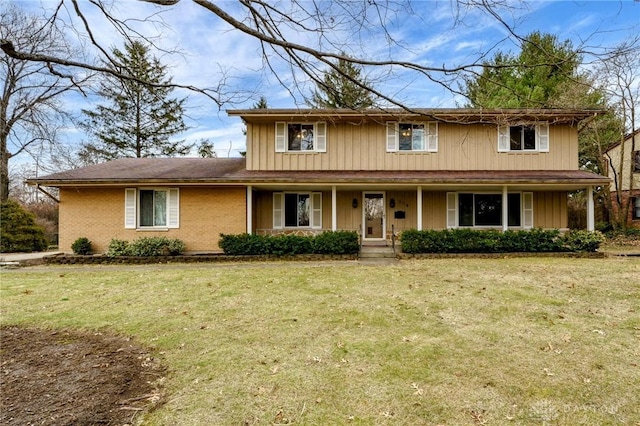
[363,192,385,241]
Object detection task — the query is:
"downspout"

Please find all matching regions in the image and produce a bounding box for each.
[35,184,60,203]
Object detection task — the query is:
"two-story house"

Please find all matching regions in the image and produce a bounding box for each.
[604,130,640,227]
[29,108,610,253]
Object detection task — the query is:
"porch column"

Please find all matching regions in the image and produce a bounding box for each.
[332,186,337,231]
[417,186,423,231]
[246,185,253,234]
[502,185,508,231]
[587,185,595,231]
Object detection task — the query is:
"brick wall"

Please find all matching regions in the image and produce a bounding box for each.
[59,186,247,253]
[609,189,640,228]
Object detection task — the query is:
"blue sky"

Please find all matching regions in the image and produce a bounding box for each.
[10,0,640,162]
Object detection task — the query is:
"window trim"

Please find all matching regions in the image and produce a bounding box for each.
[275,122,327,153]
[386,121,438,152]
[632,197,640,220]
[272,191,322,229]
[633,150,640,173]
[124,188,179,230]
[446,191,533,229]
[498,122,549,153]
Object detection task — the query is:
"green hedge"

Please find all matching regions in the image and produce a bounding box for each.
[106,236,186,257]
[400,228,604,254]
[219,231,360,256]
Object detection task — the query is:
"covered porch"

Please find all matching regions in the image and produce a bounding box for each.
[243,170,609,245]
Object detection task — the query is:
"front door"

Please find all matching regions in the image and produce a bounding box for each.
[363,192,385,241]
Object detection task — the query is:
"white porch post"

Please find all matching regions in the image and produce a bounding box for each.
[332,186,337,231]
[587,185,595,231]
[417,186,423,231]
[246,185,253,234]
[502,185,508,231]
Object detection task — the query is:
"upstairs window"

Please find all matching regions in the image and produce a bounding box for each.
[498,123,549,152]
[275,122,327,153]
[634,150,640,173]
[387,122,438,152]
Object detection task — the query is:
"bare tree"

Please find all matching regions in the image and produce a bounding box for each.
[599,40,640,229]
[1,1,633,114]
[0,3,92,202]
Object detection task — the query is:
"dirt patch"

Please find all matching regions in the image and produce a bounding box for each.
[0,325,165,426]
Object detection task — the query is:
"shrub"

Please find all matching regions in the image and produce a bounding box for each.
[71,237,92,255]
[562,230,604,252]
[106,237,185,257]
[0,199,48,253]
[218,231,360,256]
[127,237,186,256]
[219,233,269,255]
[106,239,130,257]
[400,228,578,254]
[312,231,360,255]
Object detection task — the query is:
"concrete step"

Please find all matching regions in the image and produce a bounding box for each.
[360,246,397,258]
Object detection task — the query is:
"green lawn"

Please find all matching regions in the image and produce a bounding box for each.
[1,258,639,425]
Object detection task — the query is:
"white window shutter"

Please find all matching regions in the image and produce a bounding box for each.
[273,193,283,229]
[275,122,286,152]
[446,192,457,229]
[386,122,398,152]
[315,122,327,152]
[523,192,534,229]
[537,122,549,152]
[167,188,179,228]
[498,125,510,152]
[311,192,322,229]
[427,122,438,152]
[125,188,137,229]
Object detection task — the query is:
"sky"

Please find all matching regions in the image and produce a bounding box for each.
[8,0,640,165]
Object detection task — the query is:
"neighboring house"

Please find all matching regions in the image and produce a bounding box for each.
[604,130,640,228]
[29,108,610,253]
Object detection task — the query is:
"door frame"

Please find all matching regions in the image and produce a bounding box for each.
[362,191,386,242]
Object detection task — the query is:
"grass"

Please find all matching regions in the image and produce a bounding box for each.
[1,258,639,425]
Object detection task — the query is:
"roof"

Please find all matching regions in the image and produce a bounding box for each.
[227,108,605,125]
[603,129,640,154]
[28,157,610,189]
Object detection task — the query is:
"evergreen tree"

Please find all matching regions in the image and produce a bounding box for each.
[463,32,581,108]
[0,199,48,253]
[253,96,268,109]
[80,41,190,162]
[309,56,375,109]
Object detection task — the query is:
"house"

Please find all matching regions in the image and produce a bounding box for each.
[604,130,640,227]
[28,108,611,253]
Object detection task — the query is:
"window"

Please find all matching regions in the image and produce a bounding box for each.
[275,122,326,153]
[273,192,322,229]
[634,150,640,173]
[498,123,549,152]
[633,197,640,220]
[386,121,438,152]
[125,188,179,229]
[447,192,533,228]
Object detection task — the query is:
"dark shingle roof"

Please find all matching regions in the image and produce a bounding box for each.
[28,157,610,188]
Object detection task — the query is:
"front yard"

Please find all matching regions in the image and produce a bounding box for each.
[1,258,639,425]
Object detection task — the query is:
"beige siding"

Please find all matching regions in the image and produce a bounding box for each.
[534,191,568,229]
[606,135,640,192]
[423,191,448,229]
[248,122,578,171]
[59,187,246,253]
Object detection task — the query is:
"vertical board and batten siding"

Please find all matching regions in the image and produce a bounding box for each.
[246,122,578,171]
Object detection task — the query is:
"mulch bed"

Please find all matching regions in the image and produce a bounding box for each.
[0,325,165,426]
